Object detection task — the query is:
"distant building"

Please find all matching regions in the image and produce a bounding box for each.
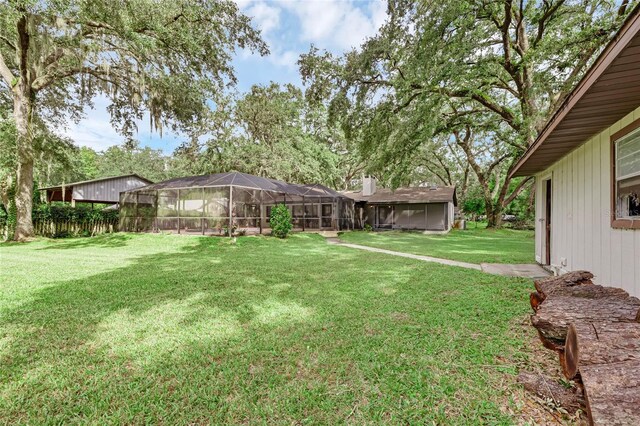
[40,174,152,206]
[342,177,457,233]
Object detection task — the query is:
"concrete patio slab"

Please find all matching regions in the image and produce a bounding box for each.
[480,263,550,278]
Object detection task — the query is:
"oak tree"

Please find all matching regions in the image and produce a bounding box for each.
[0,0,267,240]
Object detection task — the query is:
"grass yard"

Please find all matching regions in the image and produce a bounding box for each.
[1,233,537,424]
[339,226,535,264]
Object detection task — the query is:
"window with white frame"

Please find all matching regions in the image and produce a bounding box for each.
[615,127,640,219]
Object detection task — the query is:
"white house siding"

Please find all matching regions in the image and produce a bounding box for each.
[534,106,640,297]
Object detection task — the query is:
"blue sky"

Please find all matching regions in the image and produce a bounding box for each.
[63,0,387,153]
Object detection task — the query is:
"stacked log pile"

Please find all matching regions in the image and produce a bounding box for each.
[523,271,640,425]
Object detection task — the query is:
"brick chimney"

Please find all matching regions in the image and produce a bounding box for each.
[362,175,377,196]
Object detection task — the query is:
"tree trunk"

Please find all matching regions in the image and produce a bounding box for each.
[531,295,640,349]
[485,203,502,228]
[13,83,35,241]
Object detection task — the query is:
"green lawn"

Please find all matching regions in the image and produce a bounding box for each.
[339,226,535,264]
[1,233,536,424]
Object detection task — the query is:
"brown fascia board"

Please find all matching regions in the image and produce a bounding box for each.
[510,6,640,178]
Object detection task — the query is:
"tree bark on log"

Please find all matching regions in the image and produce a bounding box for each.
[530,285,629,311]
[564,322,640,380]
[517,371,585,414]
[531,296,640,350]
[534,271,594,297]
[580,360,640,426]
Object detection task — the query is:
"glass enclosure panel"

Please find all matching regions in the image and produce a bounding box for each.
[292,205,304,218]
[204,187,229,217]
[232,187,260,220]
[180,188,204,217]
[203,218,229,235]
[321,217,333,228]
[120,192,137,217]
[321,204,333,217]
[305,204,318,217]
[137,191,157,219]
[137,216,155,232]
[180,218,202,233]
[157,190,178,217]
[119,216,136,232]
[236,218,259,228]
[305,218,320,229]
[157,218,178,232]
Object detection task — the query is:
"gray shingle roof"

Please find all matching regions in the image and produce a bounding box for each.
[342,186,456,205]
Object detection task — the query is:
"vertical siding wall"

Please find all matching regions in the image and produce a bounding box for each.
[73,177,149,203]
[535,106,640,297]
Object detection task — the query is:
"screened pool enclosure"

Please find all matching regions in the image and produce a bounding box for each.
[119,172,355,235]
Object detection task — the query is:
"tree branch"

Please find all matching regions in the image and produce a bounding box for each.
[0,52,14,86]
[503,175,534,206]
[534,0,566,47]
[0,34,15,50]
[445,88,520,131]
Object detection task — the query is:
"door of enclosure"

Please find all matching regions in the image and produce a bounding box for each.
[426,203,446,230]
[321,203,333,229]
[376,205,393,229]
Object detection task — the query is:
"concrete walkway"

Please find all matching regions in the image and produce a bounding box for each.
[326,237,550,278]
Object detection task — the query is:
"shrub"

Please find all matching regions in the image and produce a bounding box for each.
[270,204,292,238]
[363,223,373,232]
[33,203,119,222]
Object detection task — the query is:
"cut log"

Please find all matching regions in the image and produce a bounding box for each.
[517,371,585,414]
[534,271,594,296]
[580,360,640,425]
[530,285,629,311]
[563,322,640,379]
[531,296,640,350]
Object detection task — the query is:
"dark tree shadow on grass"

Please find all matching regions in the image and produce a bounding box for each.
[36,233,134,250]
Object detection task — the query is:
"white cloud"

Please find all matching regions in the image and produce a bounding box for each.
[244,1,281,36]
[236,1,388,74]
[269,49,299,69]
[282,0,387,51]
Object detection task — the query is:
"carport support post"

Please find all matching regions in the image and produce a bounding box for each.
[201,187,205,235]
[259,189,264,235]
[259,189,263,235]
[228,185,233,237]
